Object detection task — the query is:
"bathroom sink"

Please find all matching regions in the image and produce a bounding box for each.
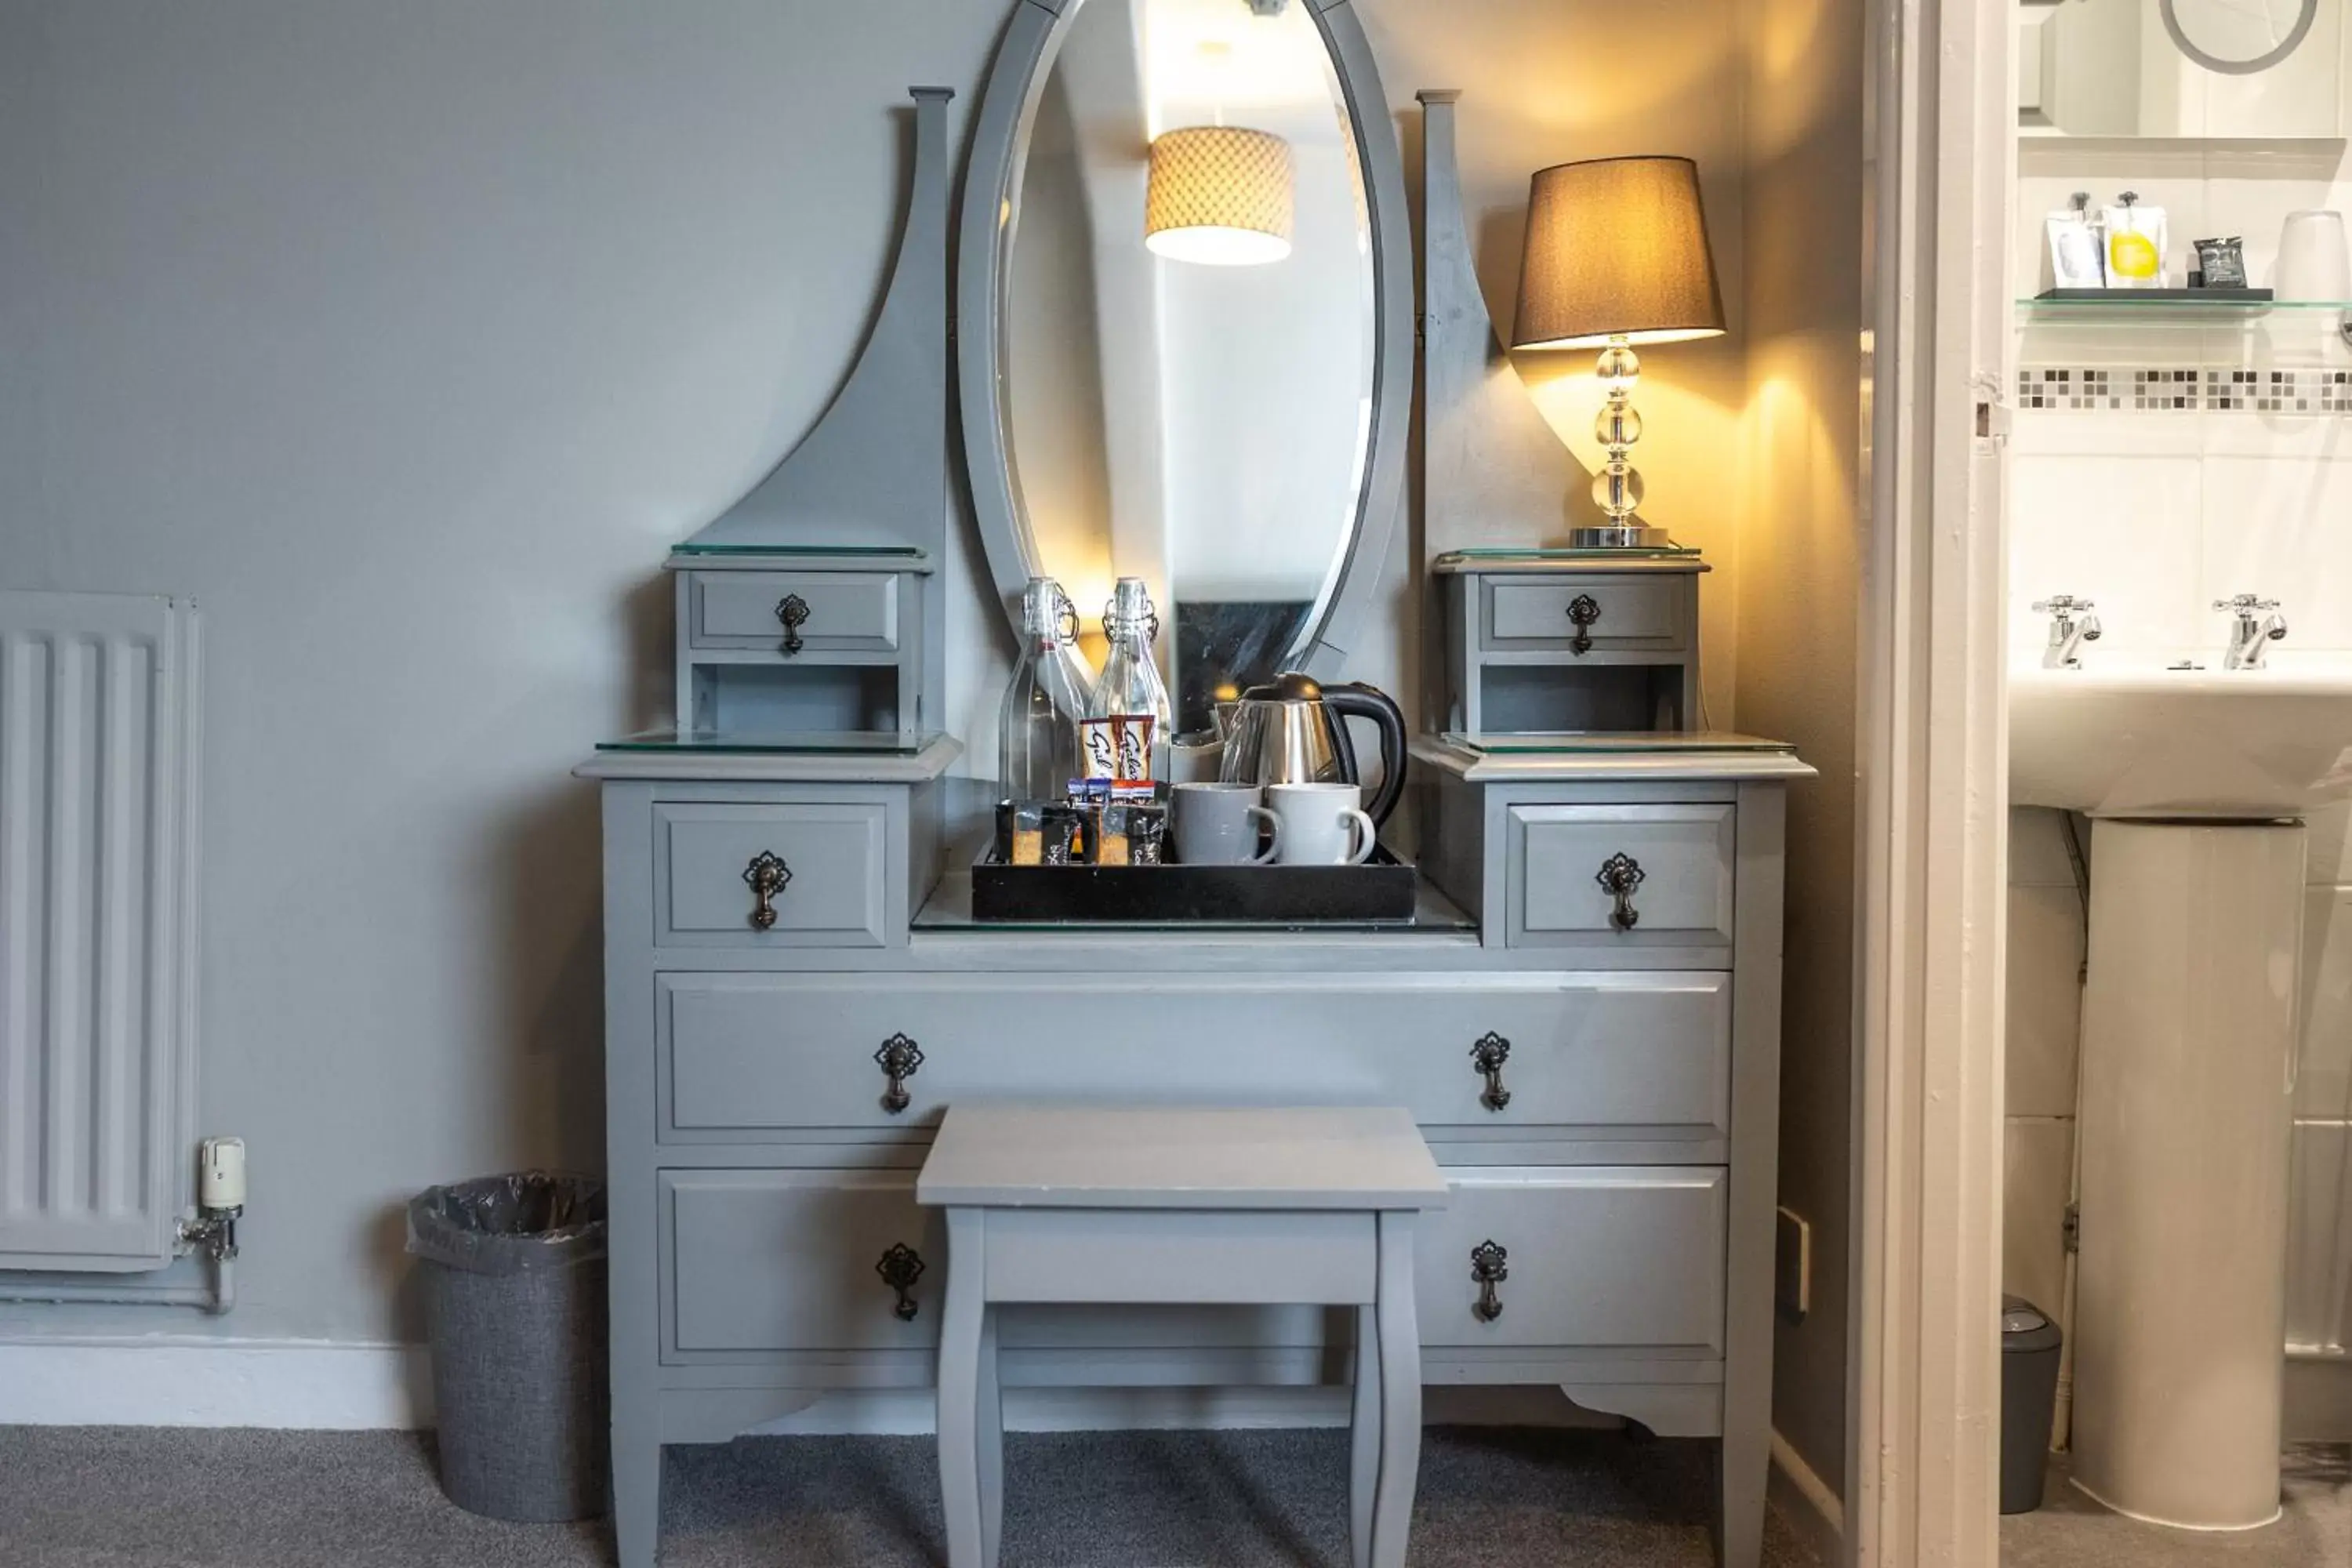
[2009,653,2352,818]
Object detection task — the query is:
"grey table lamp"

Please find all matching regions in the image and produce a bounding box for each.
[1511,155,1726,548]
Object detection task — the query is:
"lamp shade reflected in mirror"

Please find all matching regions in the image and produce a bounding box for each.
[1145,125,1295,265]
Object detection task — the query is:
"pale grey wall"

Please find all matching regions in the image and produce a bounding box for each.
[0,0,1785,1361]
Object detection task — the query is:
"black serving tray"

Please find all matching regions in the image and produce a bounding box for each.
[971,845,1419,924]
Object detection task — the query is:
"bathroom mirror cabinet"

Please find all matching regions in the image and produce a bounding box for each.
[2021,0,2347,137]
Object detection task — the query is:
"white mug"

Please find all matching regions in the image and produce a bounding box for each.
[1267,782,1377,866]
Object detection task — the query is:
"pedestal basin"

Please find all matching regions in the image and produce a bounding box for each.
[2008,651,2350,1527]
[2010,652,2352,818]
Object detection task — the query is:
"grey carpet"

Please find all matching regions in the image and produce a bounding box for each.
[0,1425,1820,1567]
[2001,1446,2351,1568]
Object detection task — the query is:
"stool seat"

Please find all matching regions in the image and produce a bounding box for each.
[917,1105,1446,1568]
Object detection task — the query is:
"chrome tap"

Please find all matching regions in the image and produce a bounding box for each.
[2214,594,2288,670]
[2031,595,2101,669]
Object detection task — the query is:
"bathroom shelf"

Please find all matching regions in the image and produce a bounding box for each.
[2015,292,2352,320]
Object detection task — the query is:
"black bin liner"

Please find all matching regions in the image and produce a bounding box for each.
[406,1172,609,1522]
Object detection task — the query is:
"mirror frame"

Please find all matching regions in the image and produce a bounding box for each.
[956,0,1410,682]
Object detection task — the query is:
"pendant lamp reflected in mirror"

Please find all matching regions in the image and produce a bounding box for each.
[1144,125,1294,266]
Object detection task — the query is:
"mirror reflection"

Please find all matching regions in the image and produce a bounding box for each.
[1002,0,1374,732]
[2021,0,2340,136]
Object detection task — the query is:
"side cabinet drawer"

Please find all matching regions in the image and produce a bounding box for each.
[1506,803,1735,951]
[661,1171,941,1359]
[1415,1167,1726,1352]
[654,801,889,948]
[659,971,1732,1141]
[687,570,901,654]
[1482,576,1691,652]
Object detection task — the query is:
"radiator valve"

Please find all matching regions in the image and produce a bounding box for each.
[180,1137,245,1261]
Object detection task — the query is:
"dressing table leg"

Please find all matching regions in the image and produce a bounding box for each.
[610,1406,660,1568]
[1349,1303,1381,1568]
[938,1209,987,1568]
[1370,1213,1421,1568]
[978,1302,1004,1568]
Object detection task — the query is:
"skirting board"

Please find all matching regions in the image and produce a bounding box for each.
[1769,1429,1846,1568]
[1,1338,1634,1436]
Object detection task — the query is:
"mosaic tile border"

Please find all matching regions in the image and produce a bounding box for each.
[2018,366,2352,414]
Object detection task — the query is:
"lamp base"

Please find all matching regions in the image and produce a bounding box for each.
[1567,523,1676,550]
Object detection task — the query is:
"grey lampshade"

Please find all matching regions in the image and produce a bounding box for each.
[1511,156,1726,350]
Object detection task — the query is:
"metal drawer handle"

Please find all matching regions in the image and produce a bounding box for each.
[1566,593,1602,655]
[1469,1032,1512,1112]
[877,1243,926,1321]
[742,851,792,930]
[874,1033,924,1115]
[775,593,811,655]
[1471,1240,1509,1323]
[1596,851,1646,931]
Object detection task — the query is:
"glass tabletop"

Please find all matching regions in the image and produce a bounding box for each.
[1439,731,1796,755]
[597,728,945,754]
[1434,545,1700,564]
[667,543,928,558]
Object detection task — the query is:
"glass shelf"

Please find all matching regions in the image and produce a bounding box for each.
[2016,294,2352,318]
[1439,730,1796,756]
[596,728,943,754]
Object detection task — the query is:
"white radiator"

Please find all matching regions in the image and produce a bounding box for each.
[0,591,200,1272]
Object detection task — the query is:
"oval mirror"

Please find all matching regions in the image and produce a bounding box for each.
[2161,0,2319,74]
[961,0,1408,735]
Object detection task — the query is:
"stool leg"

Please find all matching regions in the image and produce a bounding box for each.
[978,1303,1004,1568]
[938,1209,986,1568]
[1370,1213,1422,1568]
[1349,1302,1381,1568]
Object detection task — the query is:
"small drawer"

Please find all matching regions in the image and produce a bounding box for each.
[1505,803,1735,951]
[661,1171,942,1358]
[1482,576,1690,654]
[1416,1167,1726,1352]
[659,971,1731,1141]
[654,801,888,948]
[687,570,901,655]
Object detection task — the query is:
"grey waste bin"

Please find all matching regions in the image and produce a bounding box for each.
[2000,1295,2064,1514]
[407,1172,610,1522]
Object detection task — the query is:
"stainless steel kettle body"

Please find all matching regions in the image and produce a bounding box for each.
[1216,672,1408,826]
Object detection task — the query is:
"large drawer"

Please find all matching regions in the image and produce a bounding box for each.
[658,1166,1724,1363]
[654,801,889,948]
[686,570,901,655]
[1504,803,1735,951]
[661,1171,940,1359]
[658,971,1731,1140]
[1481,575,1691,653]
[1414,1167,1726,1352]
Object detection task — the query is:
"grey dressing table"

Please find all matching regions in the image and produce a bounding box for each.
[581,14,1811,1568]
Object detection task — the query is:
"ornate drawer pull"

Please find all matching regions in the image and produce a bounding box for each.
[1469,1032,1512,1112]
[877,1243,926,1321]
[1566,593,1602,655]
[1595,851,1646,931]
[742,851,793,930]
[775,593,811,655]
[1470,1240,1509,1323]
[874,1033,924,1115]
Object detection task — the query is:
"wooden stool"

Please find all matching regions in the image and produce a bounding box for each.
[916,1105,1449,1568]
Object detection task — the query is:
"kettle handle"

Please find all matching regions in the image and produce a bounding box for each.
[1321,684,1408,827]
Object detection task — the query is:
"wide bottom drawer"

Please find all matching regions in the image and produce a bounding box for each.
[659,1166,1725,1364]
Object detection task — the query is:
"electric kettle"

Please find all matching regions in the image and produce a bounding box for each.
[1217,673,1409,826]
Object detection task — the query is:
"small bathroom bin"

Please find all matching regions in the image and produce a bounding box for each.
[2000,1294,2064,1514]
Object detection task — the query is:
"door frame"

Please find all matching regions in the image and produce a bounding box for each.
[1848,0,2011,1561]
